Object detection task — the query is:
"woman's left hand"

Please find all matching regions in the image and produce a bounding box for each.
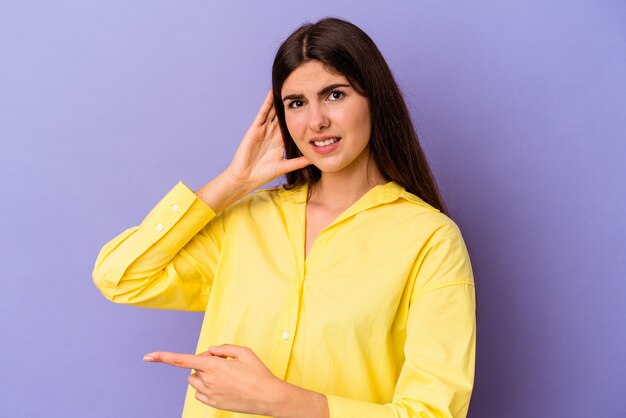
[143,344,284,416]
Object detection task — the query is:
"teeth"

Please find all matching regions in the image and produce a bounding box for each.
[313,138,339,147]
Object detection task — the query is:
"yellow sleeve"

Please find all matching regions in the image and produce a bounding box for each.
[92,181,224,312]
[326,221,476,418]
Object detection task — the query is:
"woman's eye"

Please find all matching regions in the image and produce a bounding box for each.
[288,100,304,109]
[328,90,344,101]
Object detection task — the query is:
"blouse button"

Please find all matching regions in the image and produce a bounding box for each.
[172,204,180,212]
[281,331,290,340]
[156,223,164,232]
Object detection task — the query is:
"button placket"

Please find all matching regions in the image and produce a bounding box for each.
[269,281,302,379]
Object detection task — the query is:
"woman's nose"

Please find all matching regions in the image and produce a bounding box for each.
[308,103,330,132]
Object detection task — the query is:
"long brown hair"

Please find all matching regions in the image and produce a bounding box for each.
[272,17,448,214]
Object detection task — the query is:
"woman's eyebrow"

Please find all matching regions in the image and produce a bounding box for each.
[282,83,351,102]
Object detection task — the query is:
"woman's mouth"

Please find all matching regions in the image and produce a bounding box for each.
[311,137,341,154]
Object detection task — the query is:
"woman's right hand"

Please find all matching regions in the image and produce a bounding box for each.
[224,89,312,191]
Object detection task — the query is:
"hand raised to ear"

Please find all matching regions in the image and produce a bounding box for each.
[225,89,311,191]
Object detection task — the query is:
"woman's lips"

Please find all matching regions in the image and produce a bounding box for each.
[311,138,341,154]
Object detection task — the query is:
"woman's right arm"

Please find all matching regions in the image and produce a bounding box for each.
[92,90,311,311]
[92,180,223,311]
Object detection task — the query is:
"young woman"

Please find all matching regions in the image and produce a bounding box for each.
[93,17,476,418]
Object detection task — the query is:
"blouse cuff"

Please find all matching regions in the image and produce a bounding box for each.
[138,181,216,255]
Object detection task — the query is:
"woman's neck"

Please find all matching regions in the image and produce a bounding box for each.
[308,158,387,211]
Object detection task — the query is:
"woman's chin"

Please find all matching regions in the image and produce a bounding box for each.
[312,163,343,174]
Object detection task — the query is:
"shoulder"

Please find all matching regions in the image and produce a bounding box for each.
[221,184,296,219]
[385,183,461,235]
[253,183,308,205]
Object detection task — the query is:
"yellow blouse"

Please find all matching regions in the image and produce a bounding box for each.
[93,180,476,418]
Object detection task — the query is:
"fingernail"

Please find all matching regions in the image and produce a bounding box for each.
[143,356,154,362]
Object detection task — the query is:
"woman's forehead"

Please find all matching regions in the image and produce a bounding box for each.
[281,61,349,95]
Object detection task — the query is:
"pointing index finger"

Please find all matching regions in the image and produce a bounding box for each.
[143,351,209,370]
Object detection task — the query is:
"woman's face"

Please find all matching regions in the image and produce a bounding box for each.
[280,60,372,176]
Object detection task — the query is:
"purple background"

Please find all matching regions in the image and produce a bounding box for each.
[1,1,625,417]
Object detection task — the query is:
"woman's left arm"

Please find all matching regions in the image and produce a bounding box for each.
[317,220,476,418]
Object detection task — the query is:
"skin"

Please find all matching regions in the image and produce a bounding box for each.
[145,60,387,417]
[143,345,325,418]
[282,60,387,212]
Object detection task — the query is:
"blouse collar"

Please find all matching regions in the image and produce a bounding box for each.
[265,181,439,213]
